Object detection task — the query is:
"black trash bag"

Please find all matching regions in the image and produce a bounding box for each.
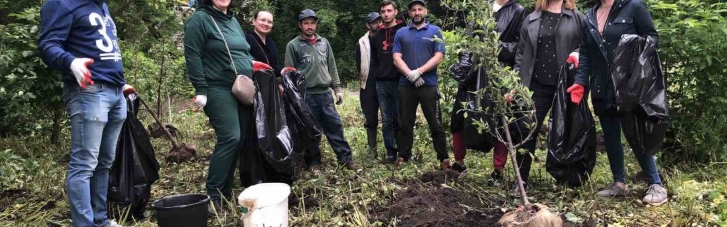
[281,68,322,152]
[240,112,287,187]
[545,149,596,187]
[448,52,478,84]
[461,66,532,151]
[108,96,160,219]
[547,63,597,164]
[611,35,669,155]
[545,63,597,187]
[240,69,296,186]
[462,66,496,152]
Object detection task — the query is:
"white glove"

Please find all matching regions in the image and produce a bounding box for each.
[193,95,207,112]
[414,78,425,88]
[70,58,94,88]
[122,84,136,99]
[406,69,422,82]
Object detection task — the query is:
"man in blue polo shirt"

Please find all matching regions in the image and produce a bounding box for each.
[393,0,449,169]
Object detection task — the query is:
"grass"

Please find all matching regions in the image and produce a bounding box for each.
[1,89,726,227]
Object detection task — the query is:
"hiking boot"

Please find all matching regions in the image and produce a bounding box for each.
[310,165,322,175]
[368,148,378,159]
[452,162,468,174]
[380,156,397,164]
[596,182,629,197]
[440,159,452,170]
[343,162,362,172]
[509,182,529,197]
[208,197,225,217]
[103,220,133,227]
[488,169,504,186]
[642,184,668,205]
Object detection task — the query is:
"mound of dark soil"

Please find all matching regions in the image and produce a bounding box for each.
[165,144,196,163]
[420,170,461,185]
[371,183,502,226]
[288,186,319,215]
[148,123,178,139]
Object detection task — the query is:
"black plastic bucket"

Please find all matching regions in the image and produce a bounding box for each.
[152,194,210,227]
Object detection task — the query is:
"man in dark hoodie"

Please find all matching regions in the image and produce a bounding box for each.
[355,12,383,158]
[371,0,407,163]
[39,0,136,226]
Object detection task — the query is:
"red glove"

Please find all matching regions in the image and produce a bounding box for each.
[566,52,579,68]
[253,61,273,72]
[122,84,136,96]
[566,84,584,104]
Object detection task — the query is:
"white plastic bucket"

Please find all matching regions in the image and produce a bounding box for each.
[238,183,291,227]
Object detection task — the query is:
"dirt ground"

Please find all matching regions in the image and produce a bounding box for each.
[370,170,597,227]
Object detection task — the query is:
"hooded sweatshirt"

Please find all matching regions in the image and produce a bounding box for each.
[371,20,406,81]
[184,5,253,96]
[39,0,126,86]
[284,34,341,94]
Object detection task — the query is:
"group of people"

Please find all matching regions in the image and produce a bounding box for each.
[355,0,668,208]
[36,0,667,225]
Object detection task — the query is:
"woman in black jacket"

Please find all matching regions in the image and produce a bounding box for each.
[245,10,282,92]
[512,0,582,195]
[569,0,667,205]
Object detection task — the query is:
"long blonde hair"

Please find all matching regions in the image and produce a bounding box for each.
[535,0,576,11]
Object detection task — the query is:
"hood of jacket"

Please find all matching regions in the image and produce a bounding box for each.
[199,4,233,21]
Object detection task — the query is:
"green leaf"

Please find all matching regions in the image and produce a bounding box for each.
[565,212,583,223]
[22,51,32,57]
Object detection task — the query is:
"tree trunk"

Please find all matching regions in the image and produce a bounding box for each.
[51,108,63,145]
[156,55,166,119]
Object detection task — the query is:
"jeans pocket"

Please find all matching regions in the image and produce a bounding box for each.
[80,83,104,94]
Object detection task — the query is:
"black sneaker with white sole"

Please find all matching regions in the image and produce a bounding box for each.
[452,162,467,174]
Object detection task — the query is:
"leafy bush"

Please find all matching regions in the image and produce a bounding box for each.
[647,0,727,163]
[0,6,65,138]
[0,149,39,193]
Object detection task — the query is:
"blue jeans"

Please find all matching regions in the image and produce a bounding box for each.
[63,82,127,227]
[305,91,353,165]
[599,116,661,185]
[376,81,401,159]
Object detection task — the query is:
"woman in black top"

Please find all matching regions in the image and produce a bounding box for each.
[245,11,281,80]
[570,0,667,205]
[514,0,583,195]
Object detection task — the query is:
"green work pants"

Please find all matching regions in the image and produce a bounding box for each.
[204,86,250,199]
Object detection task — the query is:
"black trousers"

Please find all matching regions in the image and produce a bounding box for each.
[398,85,448,161]
[518,82,557,182]
[360,80,379,150]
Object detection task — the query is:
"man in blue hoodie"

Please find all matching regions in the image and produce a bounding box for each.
[39,0,135,226]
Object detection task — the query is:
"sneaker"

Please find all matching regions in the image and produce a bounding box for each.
[104,220,133,227]
[452,162,468,174]
[509,182,529,197]
[596,182,629,197]
[488,169,504,186]
[440,159,451,170]
[343,162,362,172]
[642,184,668,205]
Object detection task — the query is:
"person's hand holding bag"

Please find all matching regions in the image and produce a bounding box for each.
[567,84,584,104]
